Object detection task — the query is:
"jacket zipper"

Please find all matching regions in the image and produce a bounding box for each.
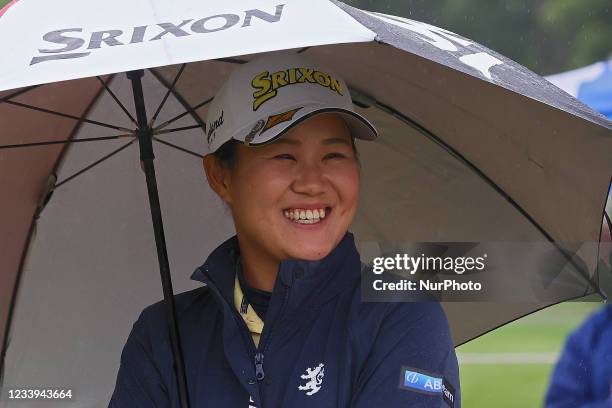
[200,270,259,374]
[201,267,292,406]
[254,282,291,382]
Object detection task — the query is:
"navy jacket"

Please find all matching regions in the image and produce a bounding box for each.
[545,305,612,408]
[109,231,460,407]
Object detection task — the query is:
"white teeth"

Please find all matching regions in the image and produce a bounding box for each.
[283,207,328,223]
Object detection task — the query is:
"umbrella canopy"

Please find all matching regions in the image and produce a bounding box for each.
[1,0,612,406]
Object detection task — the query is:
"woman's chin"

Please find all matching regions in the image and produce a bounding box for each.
[285,243,334,261]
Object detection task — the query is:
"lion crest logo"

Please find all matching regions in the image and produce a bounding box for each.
[298,363,325,396]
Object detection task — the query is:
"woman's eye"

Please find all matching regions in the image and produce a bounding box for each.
[274,154,295,160]
[324,152,346,160]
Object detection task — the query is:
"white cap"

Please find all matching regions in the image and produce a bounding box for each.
[205,51,378,153]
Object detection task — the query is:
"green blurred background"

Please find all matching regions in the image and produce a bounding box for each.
[1,0,609,406]
[343,3,611,407]
[456,302,602,407]
[346,0,612,74]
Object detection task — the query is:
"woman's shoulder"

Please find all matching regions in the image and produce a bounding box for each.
[136,285,213,329]
[346,267,452,345]
[349,261,449,327]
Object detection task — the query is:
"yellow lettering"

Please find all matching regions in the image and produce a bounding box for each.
[271,70,288,90]
[330,76,343,95]
[313,71,330,87]
[252,71,276,111]
[253,91,276,111]
[298,67,315,83]
[288,68,297,84]
[252,71,271,98]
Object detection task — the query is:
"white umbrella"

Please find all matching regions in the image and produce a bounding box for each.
[1,0,611,406]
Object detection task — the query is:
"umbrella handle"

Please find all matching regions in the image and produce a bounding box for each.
[127,70,191,408]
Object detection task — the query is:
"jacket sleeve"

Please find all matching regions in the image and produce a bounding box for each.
[108,307,172,408]
[350,301,460,408]
[544,308,609,408]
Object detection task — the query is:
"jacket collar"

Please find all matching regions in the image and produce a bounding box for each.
[190,231,361,312]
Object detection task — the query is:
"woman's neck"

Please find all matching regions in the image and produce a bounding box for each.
[237,238,279,293]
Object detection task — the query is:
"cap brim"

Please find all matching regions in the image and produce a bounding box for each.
[233,104,378,147]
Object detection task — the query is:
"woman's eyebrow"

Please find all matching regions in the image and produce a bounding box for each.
[321,137,351,146]
[273,137,350,146]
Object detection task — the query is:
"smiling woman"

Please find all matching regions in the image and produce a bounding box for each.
[204,113,361,292]
[108,51,461,408]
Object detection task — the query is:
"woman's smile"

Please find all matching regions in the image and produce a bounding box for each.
[282,205,332,225]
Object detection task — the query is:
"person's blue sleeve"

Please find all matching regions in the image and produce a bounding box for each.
[108,307,171,408]
[351,302,460,408]
[545,308,610,408]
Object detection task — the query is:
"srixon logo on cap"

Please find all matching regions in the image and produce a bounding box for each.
[250,68,344,111]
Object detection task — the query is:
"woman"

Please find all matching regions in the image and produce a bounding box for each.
[109,51,460,407]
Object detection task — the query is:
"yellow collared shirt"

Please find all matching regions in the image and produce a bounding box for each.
[233,274,265,348]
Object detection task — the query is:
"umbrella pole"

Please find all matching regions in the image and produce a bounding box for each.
[127,70,191,408]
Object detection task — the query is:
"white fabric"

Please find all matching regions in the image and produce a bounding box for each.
[0,0,375,92]
[204,51,377,152]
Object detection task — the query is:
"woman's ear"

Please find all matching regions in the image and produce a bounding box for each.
[203,154,233,204]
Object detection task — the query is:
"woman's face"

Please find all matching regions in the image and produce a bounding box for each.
[209,112,360,263]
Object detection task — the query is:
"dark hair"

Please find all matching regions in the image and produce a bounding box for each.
[213,136,361,169]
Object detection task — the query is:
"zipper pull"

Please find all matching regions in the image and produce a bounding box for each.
[254,352,265,381]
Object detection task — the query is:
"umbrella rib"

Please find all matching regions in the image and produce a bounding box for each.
[373,99,546,233]
[455,293,592,347]
[3,99,133,132]
[215,57,247,64]
[148,68,208,133]
[371,99,606,299]
[151,97,212,132]
[154,124,202,135]
[0,134,133,150]
[0,85,41,104]
[54,138,136,188]
[153,136,203,159]
[95,76,139,128]
[149,64,187,127]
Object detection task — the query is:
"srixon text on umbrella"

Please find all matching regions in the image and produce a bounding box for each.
[30,5,285,65]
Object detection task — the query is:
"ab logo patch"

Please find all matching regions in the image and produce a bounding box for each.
[398,366,455,407]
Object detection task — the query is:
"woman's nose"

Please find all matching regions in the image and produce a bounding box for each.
[291,162,327,195]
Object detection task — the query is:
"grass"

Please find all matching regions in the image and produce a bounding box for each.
[460,364,553,407]
[457,301,602,408]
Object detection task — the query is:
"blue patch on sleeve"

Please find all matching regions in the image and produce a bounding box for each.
[400,367,443,394]
[398,367,455,407]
